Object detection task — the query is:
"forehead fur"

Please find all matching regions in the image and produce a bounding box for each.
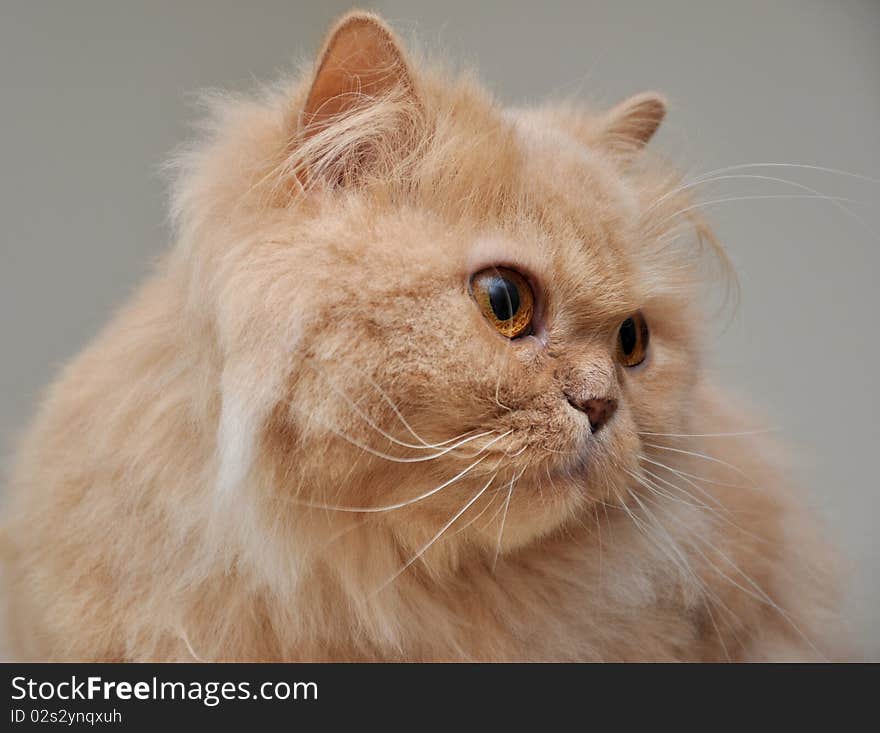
[165,45,735,377]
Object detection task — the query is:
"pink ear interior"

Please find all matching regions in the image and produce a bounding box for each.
[302,13,414,136]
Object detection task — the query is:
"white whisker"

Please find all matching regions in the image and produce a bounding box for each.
[638,463,772,548]
[319,422,503,464]
[637,428,777,439]
[492,469,522,571]
[451,485,500,537]
[340,363,477,449]
[304,361,478,450]
[649,495,827,661]
[625,468,707,512]
[637,460,726,510]
[638,453,750,490]
[619,489,697,591]
[690,162,880,186]
[642,442,755,484]
[656,193,870,232]
[645,173,877,240]
[374,473,496,593]
[629,490,746,656]
[290,452,493,513]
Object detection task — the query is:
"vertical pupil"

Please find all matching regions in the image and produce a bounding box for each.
[619,318,637,355]
[488,277,520,321]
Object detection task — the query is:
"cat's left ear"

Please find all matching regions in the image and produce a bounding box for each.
[293,11,420,186]
[600,91,667,159]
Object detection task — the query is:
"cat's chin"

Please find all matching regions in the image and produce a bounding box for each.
[473,460,601,553]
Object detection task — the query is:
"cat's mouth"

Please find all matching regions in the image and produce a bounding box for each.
[548,434,595,485]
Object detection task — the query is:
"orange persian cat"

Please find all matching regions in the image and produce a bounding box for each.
[2,12,844,661]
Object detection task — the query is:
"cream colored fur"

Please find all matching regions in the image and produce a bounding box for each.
[1,12,845,661]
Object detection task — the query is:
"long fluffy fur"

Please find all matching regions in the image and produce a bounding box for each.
[1,12,845,661]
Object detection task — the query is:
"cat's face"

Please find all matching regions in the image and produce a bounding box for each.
[191,13,715,560]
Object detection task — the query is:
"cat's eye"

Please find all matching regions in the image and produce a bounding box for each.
[470,267,534,339]
[616,311,649,367]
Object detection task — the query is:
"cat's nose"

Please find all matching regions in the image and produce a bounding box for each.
[565,393,618,433]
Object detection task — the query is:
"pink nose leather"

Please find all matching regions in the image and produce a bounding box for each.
[566,395,618,433]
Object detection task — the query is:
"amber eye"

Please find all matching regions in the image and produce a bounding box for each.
[470,267,535,339]
[616,311,649,367]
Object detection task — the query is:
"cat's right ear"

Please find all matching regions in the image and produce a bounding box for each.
[291,11,421,187]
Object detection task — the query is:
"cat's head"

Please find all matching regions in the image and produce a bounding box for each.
[173,12,726,567]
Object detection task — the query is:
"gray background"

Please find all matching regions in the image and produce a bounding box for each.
[2,1,878,657]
